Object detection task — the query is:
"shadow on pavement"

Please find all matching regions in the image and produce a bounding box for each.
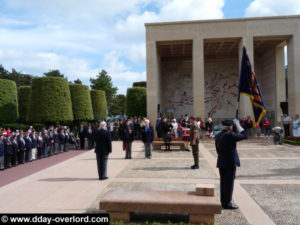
[133,167,190,171]
[237,166,300,179]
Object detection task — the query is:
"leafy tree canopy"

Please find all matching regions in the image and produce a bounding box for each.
[44,69,64,78]
[110,94,126,116]
[0,65,33,87]
[74,78,82,84]
[90,69,118,113]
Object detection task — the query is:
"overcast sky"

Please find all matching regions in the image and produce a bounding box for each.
[0,0,299,94]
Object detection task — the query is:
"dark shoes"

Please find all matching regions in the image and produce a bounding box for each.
[99,177,108,180]
[185,149,190,152]
[190,165,199,169]
[222,203,239,210]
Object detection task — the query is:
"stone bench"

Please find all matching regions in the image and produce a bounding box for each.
[100,188,221,224]
[152,141,185,150]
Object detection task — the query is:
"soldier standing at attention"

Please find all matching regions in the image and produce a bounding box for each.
[215,119,247,210]
[189,117,199,169]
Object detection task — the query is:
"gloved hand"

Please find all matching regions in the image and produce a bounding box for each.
[233,118,245,134]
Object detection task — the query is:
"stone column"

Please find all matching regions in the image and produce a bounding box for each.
[146,41,158,127]
[193,38,205,119]
[287,35,300,119]
[275,43,286,125]
[238,37,255,120]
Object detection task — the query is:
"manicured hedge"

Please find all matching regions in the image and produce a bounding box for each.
[133,81,146,88]
[90,90,107,120]
[69,84,94,121]
[28,77,73,122]
[126,87,146,117]
[18,86,31,122]
[0,79,18,123]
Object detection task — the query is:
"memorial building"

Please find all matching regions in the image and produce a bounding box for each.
[145,15,300,126]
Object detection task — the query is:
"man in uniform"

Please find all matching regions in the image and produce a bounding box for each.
[189,117,199,169]
[215,119,247,210]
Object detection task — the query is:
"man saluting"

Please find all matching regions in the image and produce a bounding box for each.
[215,119,247,210]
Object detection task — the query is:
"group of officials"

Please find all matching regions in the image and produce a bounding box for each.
[0,126,78,170]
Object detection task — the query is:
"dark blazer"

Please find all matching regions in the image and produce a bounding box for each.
[0,141,4,156]
[30,134,37,148]
[95,129,112,155]
[59,133,65,144]
[141,126,154,143]
[18,138,26,152]
[24,136,32,150]
[79,127,86,139]
[11,139,18,154]
[3,138,12,154]
[215,130,247,168]
[43,134,50,147]
[53,132,59,143]
[123,125,134,143]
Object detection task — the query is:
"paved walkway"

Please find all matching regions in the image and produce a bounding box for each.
[0,140,299,225]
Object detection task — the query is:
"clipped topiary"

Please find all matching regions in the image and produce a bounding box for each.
[18,86,31,122]
[69,84,94,121]
[90,90,107,120]
[0,79,18,123]
[126,87,146,117]
[133,81,146,88]
[28,77,73,123]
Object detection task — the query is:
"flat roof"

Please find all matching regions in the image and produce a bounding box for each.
[145,14,300,26]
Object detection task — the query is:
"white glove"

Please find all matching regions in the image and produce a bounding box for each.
[233,119,244,134]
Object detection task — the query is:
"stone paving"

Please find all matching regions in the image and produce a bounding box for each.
[0,139,299,225]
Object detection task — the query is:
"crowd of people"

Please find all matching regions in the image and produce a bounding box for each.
[0,125,80,171]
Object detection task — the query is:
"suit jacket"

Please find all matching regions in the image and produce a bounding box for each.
[3,138,12,154]
[18,138,26,152]
[95,129,112,155]
[141,126,154,143]
[24,136,32,150]
[59,133,65,144]
[0,141,4,156]
[215,130,247,168]
[79,127,86,139]
[123,125,134,143]
[30,134,37,148]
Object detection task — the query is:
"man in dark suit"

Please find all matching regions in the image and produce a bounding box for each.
[94,121,112,180]
[141,119,154,159]
[79,124,86,150]
[215,119,247,210]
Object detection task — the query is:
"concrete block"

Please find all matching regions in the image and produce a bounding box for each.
[196,184,215,196]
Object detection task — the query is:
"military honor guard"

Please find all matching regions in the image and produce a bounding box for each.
[215,119,247,209]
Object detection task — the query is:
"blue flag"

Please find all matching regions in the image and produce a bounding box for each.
[239,46,266,126]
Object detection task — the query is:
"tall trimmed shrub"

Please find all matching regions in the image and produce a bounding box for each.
[133,81,146,88]
[0,79,18,123]
[69,84,94,121]
[28,77,73,123]
[90,90,107,120]
[126,87,146,117]
[18,86,31,122]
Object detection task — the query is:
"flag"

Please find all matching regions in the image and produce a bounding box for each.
[239,46,266,126]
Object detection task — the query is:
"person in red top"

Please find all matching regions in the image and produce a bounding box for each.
[263,117,272,139]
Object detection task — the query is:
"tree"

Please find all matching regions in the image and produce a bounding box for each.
[0,79,18,123]
[18,86,31,122]
[44,69,64,78]
[110,94,126,116]
[126,87,146,117]
[69,84,94,121]
[90,70,118,112]
[28,77,73,123]
[0,65,33,87]
[133,81,146,88]
[74,79,82,84]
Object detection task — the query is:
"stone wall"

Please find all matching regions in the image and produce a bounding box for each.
[160,59,193,118]
[204,58,239,120]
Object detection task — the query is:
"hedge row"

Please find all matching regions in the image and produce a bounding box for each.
[18,86,31,122]
[28,77,74,123]
[126,87,146,117]
[90,90,107,120]
[69,84,94,121]
[0,79,18,123]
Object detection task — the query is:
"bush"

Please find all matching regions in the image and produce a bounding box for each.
[133,81,146,88]
[18,86,31,122]
[28,77,73,123]
[126,87,146,117]
[69,84,94,121]
[0,79,18,123]
[90,90,107,120]
[1,123,44,132]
